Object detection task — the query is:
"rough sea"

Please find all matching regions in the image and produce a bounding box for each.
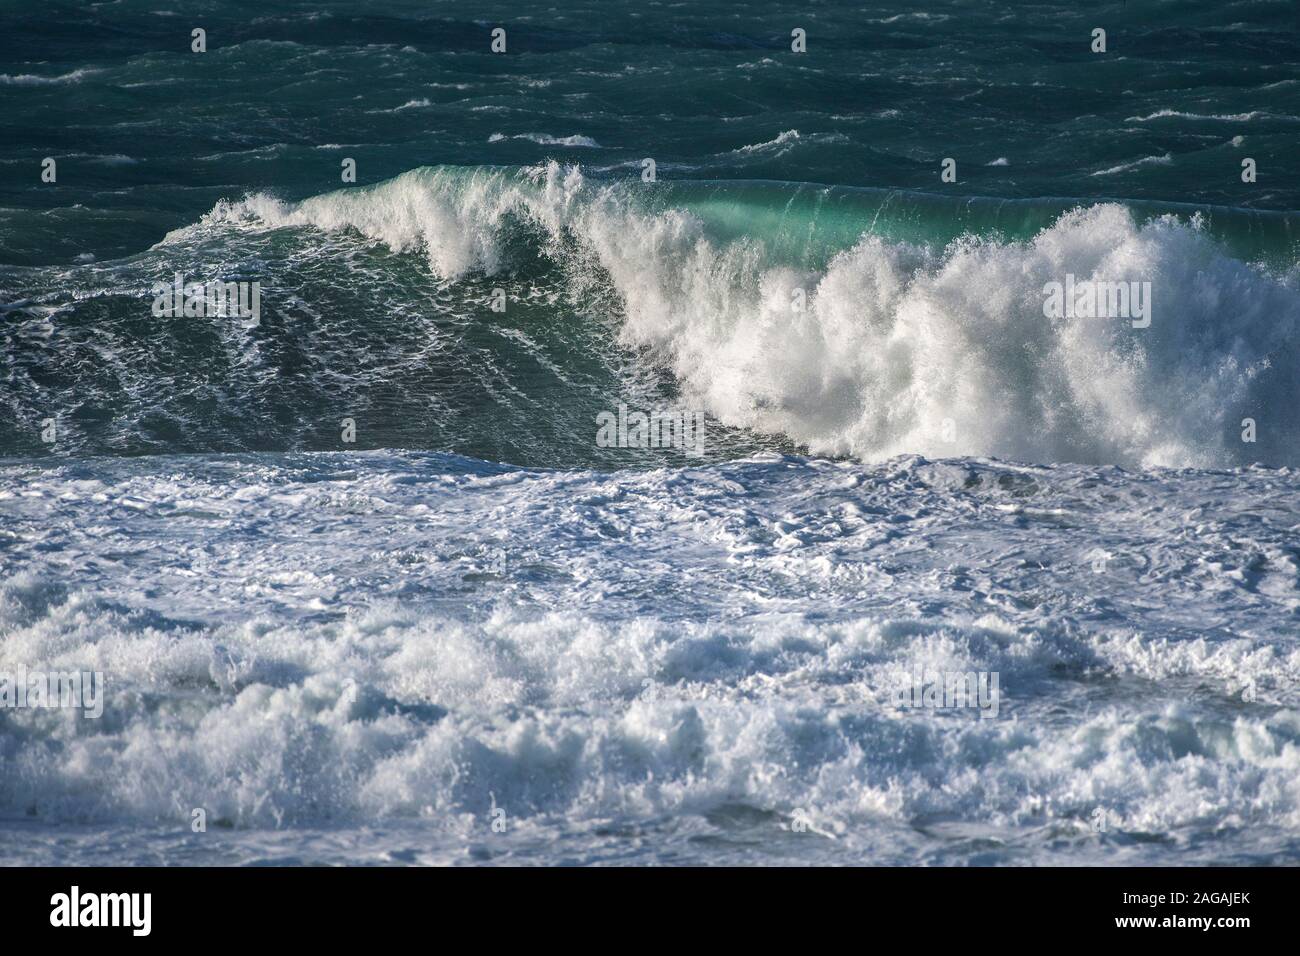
[2,0,1299,865]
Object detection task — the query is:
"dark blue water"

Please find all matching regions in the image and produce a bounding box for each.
[4,0,1298,265]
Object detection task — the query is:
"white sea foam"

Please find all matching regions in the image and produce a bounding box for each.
[0,68,102,85]
[723,130,848,157]
[1,452,1297,864]
[731,129,804,153]
[371,98,432,113]
[489,132,603,148]
[1125,109,1298,123]
[1091,153,1173,176]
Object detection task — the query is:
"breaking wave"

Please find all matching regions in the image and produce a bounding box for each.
[158,163,1300,468]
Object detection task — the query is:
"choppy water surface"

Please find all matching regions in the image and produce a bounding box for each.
[2,0,1299,864]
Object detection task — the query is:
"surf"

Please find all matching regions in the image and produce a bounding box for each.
[152,162,1300,469]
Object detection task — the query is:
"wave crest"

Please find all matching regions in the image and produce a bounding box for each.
[176,164,1300,468]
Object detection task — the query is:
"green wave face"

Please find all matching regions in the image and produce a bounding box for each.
[652,179,1300,268]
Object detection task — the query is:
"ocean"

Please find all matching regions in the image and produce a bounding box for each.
[1,0,1299,865]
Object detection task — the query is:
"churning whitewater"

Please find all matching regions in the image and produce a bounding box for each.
[3,452,1300,865]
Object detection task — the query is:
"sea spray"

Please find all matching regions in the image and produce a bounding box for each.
[173,164,1300,469]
